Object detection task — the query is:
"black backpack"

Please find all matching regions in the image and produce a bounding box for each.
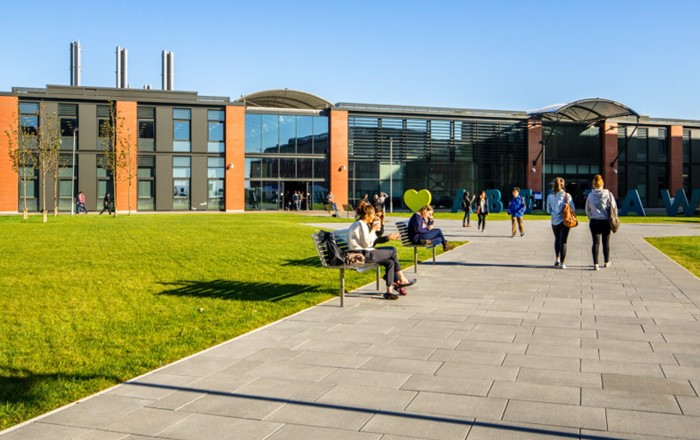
[319,230,344,266]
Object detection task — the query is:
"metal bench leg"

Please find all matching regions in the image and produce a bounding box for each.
[432,247,436,263]
[339,268,345,307]
[414,247,418,273]
[376,267,380,290]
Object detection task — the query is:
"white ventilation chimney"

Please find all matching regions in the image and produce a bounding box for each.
[162,50,174,91]
[70,41,81,86]
[116,47,128,88]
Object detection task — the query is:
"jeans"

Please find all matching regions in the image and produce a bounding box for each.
[477,214,487,230]
[589,218,611,264]
[551,222,570,263]
[364,247,401,287]
[462,209,471,226]
[416,229,446,246]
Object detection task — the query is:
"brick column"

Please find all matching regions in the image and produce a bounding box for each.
[0,96,19,213]
[669,125,684,193]
[329,109,349,206]
[602,121,619,198]
[526,119,542,192]
[225,105,245,212]
[115,101,138,212]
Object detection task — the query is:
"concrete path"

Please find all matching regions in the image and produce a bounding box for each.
[2,219,700,440]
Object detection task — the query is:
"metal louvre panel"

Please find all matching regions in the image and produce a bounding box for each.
[96,105,111,118]
[58,103,78,116]
[138,106,155,119]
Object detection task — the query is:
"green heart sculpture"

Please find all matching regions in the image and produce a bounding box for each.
[404,189,432,212]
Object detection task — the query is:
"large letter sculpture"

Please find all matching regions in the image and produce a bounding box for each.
[452,189,466,213]
[485,189,503,213]
[619,189,646,217]
[661,189,700,217]
[520,188,534,214]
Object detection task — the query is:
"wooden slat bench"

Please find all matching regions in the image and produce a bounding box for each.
[396,221,436,273]
[311,229,380,307]
[342,204,354,218]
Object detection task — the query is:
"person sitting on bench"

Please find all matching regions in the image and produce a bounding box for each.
[408,205,455,251]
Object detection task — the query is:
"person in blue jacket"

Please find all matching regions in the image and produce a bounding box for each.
[507,187,526,238]
[408,205,455,251]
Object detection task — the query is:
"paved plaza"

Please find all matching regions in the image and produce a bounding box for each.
[2,218,700,439]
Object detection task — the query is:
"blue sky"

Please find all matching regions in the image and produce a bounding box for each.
[2,0,699,119]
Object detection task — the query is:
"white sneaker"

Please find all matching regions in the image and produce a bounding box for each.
[604,261,611,268]
[594,264,599,271]
[560,264,567,269]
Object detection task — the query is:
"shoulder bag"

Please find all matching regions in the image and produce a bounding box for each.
[608,191,620,233]
[561,193,578,228]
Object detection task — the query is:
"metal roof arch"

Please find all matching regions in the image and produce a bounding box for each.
[236,89,334,110]
[527,98,640,124]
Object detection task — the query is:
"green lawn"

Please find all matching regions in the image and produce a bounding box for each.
[645,236,700,277]
[0,213,448,430]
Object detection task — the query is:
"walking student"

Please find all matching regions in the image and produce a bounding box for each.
[585,174,616,270]
[462,190,475,227]
[476,190,489,232]
[546,177,575,269]
[99,192,114,215]
[507,187,526,237]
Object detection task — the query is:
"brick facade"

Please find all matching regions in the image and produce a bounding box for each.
[0,96,19,213]
[669,125,684,193]
[115,101,138,212]
[329,109,349,206]
[602,121,619,198]
[225,105,245,211]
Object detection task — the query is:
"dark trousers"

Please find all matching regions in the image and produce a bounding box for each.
[589,219,611,264]
[551,223,571,263]
[477,214,487,230]
[417,229,446,246]
[462,209,471,225]
[364,247,401,287]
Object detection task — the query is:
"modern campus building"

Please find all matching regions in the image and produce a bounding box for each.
[1,82,699,214]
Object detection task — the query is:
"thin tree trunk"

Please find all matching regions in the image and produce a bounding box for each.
[22,177,28,220]
[53,174,59,216]
[41,173,47,223]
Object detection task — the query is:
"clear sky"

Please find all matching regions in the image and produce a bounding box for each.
[2,0,699,119]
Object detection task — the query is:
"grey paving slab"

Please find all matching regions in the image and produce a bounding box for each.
[4,219,700,440]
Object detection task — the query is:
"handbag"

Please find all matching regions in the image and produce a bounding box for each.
[344,251,365,266]
[561,193,578,228]
[608,193,620,233]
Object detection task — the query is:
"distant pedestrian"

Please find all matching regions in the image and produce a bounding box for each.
[507,187,526,237]
[99,192,114,215]
[585,174,617,270]
[293,191,301,210]
[462,190,475,227]
[476,191,489,232]
[547,177,575,269]
[76,191,88,214]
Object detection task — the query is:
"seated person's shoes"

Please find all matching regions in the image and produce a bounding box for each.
[383,292,399,300]
[443,242,455,251]
[395,278,417,288]
[394,286,408,296]
[419,239,432,246]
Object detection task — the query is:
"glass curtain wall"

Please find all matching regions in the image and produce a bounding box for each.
[542,123,601,207]
[618,125,668,207]
[348,115,526,209]
[244,112,329,211]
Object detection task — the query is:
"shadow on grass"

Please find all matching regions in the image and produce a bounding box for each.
[0,367,120,405]
[281,256,321,267]
[158,279,322,302]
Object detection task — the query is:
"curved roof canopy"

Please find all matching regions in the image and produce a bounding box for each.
[527,98,639,123]
[236,89,333,110]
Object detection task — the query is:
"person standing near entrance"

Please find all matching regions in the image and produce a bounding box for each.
[507,187,526,237]
[547,177,575,269]
[585,174,616,270]
[462,190,475,227]
[292,191,300,210]
[476,191,489,232]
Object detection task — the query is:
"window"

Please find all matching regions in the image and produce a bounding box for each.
[59,103,78,150]
[207,157,225,210]
[96,159,114,206]
[173,108,191,152]
[138,107,155,151]
[173,156,190,210]
[96,104,111,151]
[262,114,279,153]
[19,102,40,135]
[245,113,262,153]
[297,116,313,154]
[138,156,155,210]
[313,116,329,154]
[208,109,225,153]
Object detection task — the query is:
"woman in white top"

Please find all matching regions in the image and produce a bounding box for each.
[546,177,575,269]
[348,204,415,300]
[585,174,617,270]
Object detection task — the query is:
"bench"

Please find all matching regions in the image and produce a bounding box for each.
[396,221,436,273]
[323,203,338,217]
[342,204,354,218]
[311,229,380,307]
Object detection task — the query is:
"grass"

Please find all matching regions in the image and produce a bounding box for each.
[645,236,700,277]
[0,213,451,430]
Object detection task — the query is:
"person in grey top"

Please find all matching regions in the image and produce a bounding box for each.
[585,174,617,270]
[546,177,575,269]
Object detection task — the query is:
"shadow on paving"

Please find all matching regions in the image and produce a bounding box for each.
[128,381,621,440]
[432,261,550,269]
[158,279,321,302]
[0,366,120,406]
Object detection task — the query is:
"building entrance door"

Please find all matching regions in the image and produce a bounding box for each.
[281,182,309,211]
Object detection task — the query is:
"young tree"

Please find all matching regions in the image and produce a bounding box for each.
[99,102,136,216]
[35,108,61,223]
[5,114,36,220]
